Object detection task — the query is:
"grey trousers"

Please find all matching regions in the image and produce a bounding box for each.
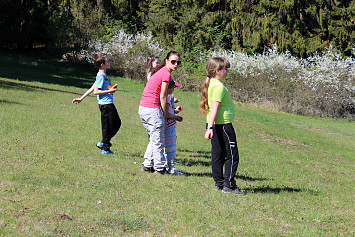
[138,106,166,171]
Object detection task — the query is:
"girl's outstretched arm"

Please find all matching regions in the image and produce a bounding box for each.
[72,84,95,104]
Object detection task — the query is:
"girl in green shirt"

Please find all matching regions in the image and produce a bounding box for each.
[200,57,246,195]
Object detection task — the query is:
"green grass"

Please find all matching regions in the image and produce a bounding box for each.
[0,56,354,236]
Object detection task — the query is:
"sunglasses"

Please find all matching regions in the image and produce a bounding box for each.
[168,59,182,66]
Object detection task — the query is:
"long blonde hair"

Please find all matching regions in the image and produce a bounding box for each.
[199,57,230,114]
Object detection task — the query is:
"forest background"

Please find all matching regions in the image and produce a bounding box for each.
[1,0,354,119]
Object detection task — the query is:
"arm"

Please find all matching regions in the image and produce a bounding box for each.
[94,84,117,95]
[205,101,220,140]
[160,81,169,118]
[72,84,95,104]
[165,108,183,122]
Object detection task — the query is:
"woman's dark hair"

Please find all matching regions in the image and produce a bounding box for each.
[151,51,180,77]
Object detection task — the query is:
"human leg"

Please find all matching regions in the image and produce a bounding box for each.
[165,127,183,175]
[165,127,176,169]
[138,106,166,171]
[99,104,112,151]
[210,124,226,188]
[221,123,240,189]
[100,104,121,151]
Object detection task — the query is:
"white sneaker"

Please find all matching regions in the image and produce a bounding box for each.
[167,168,184,175]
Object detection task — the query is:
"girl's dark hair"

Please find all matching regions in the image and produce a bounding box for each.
[93,53,108,68]
[199,57,230,114]
[144,55,159,86]
[151,51,180,77]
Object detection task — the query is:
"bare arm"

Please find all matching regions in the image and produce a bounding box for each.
[205,101,220,140]
[165,103,183,122]
[72,84,95,104]
[160,81,169,118]
[94,84,117,95]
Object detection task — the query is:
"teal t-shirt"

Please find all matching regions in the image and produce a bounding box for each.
[94,72,113,105]
[207,79,235,124]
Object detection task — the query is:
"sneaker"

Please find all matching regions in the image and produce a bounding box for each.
[97,141,103,149]
[214,185,223,191]
[167,168,184,175]
[154,168,167,174]
[222,186,246,195]
[101,149,114,155]
[141,166,155,173]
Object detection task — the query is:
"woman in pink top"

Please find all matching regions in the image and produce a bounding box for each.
[138,51,181,174]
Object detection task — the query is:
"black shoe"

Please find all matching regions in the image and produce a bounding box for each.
[154,168,167,174]
[222,186,246,195]
[141,166,155,173]
[214,185,223,190]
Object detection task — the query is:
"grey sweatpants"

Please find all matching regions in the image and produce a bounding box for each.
[138,106,166,171]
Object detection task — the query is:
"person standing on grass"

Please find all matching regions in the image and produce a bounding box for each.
[93,53,121,155]
[139,51,181,174]
[199,57,246,195]
[165,79,184,175]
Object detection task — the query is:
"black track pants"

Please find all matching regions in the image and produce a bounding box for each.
[99,104,121,150]
[209,123,240,188]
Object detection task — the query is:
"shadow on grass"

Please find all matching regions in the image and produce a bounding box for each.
[176,149,211,167]
[183,172,212,177]
[0,79,85,96]
[0,51,96,89]
[182,172,269,182]
[177,148,210,158]
[176,158,210,167]
[237,175,268,181]
[245,186,303,193]
[0,99,23,105]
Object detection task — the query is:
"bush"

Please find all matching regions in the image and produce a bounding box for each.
[201,46,355,120]
[65,30,354,120]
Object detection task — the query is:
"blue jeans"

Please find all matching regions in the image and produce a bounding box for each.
[138,106,166,171]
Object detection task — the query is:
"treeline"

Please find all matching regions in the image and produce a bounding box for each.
[1,0,354,57]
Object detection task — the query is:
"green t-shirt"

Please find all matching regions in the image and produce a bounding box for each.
[206,79,236,124]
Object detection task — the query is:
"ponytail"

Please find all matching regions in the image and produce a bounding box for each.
[199,57,230,114]
[199,76,211,114]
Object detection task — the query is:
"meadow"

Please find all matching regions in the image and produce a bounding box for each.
[0,55,354,236]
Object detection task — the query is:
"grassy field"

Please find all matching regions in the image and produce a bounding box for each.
[0,56,354,236]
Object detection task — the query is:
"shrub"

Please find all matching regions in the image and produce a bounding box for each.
[201,45,355,120]
[65,30,354,120]
[69,30,164,80]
